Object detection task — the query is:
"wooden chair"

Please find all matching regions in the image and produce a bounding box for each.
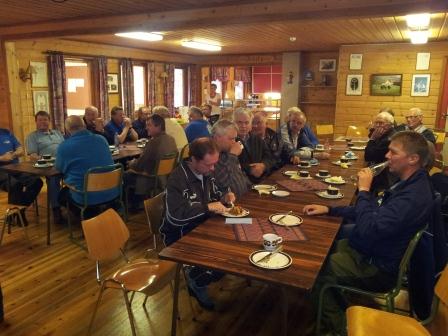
[316,226,426,334]
[434,130,446,145]
[0,205,28,245]
[67,164,125,241]
[178,143,190,164]
[82,208,177,336]
[346,125,369,138]
[316,124,334,139]
[346,265,448,336]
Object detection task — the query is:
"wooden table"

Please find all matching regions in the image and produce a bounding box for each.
[159,147,367,335]
[112,143,143,161]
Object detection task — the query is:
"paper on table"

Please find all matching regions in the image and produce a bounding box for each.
[225,218,252,224]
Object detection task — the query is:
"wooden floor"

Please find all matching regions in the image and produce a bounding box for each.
[0,190,446,336]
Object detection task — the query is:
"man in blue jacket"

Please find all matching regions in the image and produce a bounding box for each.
[303,131,434,334]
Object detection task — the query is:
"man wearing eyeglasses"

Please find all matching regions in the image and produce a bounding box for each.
[400,107,436,143]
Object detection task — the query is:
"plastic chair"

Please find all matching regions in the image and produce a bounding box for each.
[82,208,177,336]
[346,125,368,138]
[433,130,446,145]
[178,143,190,164]
[346,265,448,336]
[67,164,125,241]
[0,205,28,245]
[316,226,426,334]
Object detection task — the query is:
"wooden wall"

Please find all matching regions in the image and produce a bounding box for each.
[0,40,12,129]
[334,42,448,137]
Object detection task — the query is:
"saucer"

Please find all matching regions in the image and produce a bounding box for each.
[111,150,120,156]
[33,163,54,168]
[249,250,292,269]
[137,144,146,148]
[314,147,325,152]
[309,159,319,166]
[297,164,311,169]
[222,207,250,218]
[324,177,346,185]
[253,184,277,191]
[315,191,344,199]
[290,175,312,180]
[283,171,299,176]
[315,173,331,179]
[351,146,366,151]
[269,213,303,226]
[332,161,353,166]
[272,190,290,197]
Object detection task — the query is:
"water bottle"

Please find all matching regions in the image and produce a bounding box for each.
[369,161,389,176]
[114,133,119,148]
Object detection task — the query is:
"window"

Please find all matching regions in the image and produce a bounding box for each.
[133,65,146,110]
[235,81,244,100]
[65,59,92,116]
[174,68,185,107]
[211,80,222,95]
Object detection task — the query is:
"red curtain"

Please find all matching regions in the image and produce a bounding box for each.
[164,64,175,116]
[120,58,134,117]
[188,64,200,106]
[92,56,109,120]
[147,62,156,108]
[48,52,67,132]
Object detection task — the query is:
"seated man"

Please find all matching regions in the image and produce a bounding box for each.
[251,112,284,169]
[279,107,328,164]
[365,111,397,192]
[212,119,252,198]
[25,110,65,222]
[125,114,177,207]
[160,138,235,310]
[234,108,275,183]
[185,106,211,143]
[303,131,434,334]
[401,107,436,143]
[0,128,43,220]
[201,104,216,126]
[83,106,107,139]
[132,106,151,139]
[153,105,188,151]
[55,116,117,217]
[104,106,138,145]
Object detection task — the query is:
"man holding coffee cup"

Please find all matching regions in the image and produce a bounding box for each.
[303,131,434,334]
[83,106,107,140]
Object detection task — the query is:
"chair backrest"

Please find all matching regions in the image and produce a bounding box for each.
[81,208,129,261]
[346,125,368,138]
[433,130,446,145]
[156,153,177,176]
[435,265,448,306]
[179,143,190,161]
[316,124,334,136]
[85,164,123,192]
[144,192,165,236]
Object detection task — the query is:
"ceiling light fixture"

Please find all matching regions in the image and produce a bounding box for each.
[409,30,429,44]
[405,13,430,44]
[115,32,163,41]
[181,40,221,51]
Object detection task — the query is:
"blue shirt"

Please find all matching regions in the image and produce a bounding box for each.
[55,130,118,205]
[25,129,64,157]
[0,129,21,165]
[185,119,211,143]
[104,120,133,145]
[132,119,148,139]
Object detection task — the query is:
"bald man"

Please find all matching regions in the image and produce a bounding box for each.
[56,116,116,207]
[83,106,106,138]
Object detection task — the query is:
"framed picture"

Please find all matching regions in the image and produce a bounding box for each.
[107,73,119,93]
[346,74,363,95]
[319,59,336,72]
[33,90,50,113]
[411,74,430,96]
[349,54,363,70]
[30,61,48,88]
[370,74,402,96]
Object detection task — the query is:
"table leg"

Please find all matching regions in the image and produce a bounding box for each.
[171,263,181,336]
[45,177,51,245]
[280,287,288,336]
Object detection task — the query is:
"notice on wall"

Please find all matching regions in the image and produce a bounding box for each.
[68,78,85,93]
[349,54,363,70]
[416,53,430,70]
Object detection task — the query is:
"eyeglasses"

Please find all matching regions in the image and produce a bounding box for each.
[405,115,422,120]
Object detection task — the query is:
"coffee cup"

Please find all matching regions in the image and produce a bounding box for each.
[327,186,339,196]
[347,142,354,148]
[42,154,52,160]
[315,144,324,150]
[318,169,329,177]
[299,161,310,167]
[299,170,310,178]
[37,159,46,165]
[340,157,349,163]
[263,233,283,251]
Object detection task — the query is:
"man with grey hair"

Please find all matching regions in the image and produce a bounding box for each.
[234,108,275,183]
[83,105,106,138]
[402,107,436,143]
[153,105,188,150]
[212,119,251,198]
[56,115,115,207]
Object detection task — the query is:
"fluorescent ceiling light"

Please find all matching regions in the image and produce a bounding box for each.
[406,13,430,29]
[115,32,163,41]
[264,92,281,100]
[409,30,429,44]
[181,40,221,51]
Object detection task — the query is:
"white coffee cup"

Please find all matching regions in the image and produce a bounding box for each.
[262,233,283,251]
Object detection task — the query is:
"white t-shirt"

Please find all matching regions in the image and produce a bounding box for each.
[205,93,222,116]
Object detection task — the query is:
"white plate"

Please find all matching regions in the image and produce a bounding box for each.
[314,147,325,152]
[315,191,344,199]
[137,144,146,148]
[111,150,120,156]
[332,161,353,166]
[351,146,366,151]
[249,250,292,269]
[283,171,299,176]
[290,175,312,180]
[310,159,319,166]
[272,190,290,197]
[269,213,303,226]
[253,184,277,191]
[33,163,54,168]
[315,173,331,179]
[324,177,346,185]
[344,156,358,160]
[222,207,250,218]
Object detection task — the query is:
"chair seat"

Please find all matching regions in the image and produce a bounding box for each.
[347,306,430,336]
[109,258,176,295]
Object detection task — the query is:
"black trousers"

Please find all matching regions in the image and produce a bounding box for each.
[0,172,43,206]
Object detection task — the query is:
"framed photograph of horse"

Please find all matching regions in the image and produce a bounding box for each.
[370,74,402,96]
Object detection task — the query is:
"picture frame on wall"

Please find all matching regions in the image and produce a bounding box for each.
[33,90,50,113]
[346,74,363,95]
[319,59,336,72]
[107,73,119,93]
[370,74,402,96]
[411,74,430,96]
[30,61,48,88]
[349,54,363,70]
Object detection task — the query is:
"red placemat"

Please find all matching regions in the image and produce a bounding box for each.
[276,179,327,192]
[232,218,307,242]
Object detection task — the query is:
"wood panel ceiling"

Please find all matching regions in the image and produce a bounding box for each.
[1,0,448,55]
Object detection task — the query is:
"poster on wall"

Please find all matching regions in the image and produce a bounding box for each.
[370,74,402,96]
[319,59,336,72]
[349,54,363,70]
[346,74,363,95]
[411,74,430,96]
[107,73,119,93]
[30,61,48,88]
[33,90,50,113]
[416,53,430,70]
